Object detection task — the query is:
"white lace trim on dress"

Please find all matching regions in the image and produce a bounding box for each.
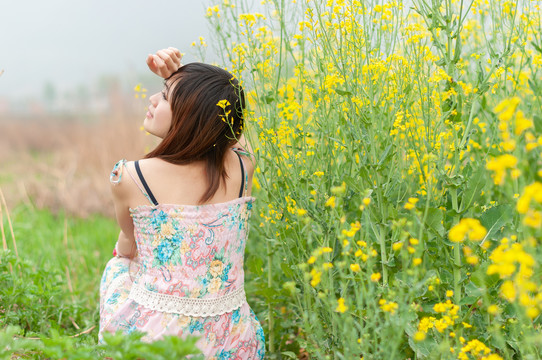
[128,283,246,317]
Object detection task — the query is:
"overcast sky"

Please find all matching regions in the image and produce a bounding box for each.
[0,0,218,100]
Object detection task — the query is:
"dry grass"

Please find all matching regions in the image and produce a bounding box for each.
[0,113,157,217]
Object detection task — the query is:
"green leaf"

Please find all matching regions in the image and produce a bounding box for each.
[459,295,479,306]
[425,208,445,237]
[407,331,436,359]
[534,115,542,133]
[377,144,394,169]
[528,79,540,95]
[479,204,513,243]
[335,89,352,96]
[246,254,264,276]
[281,351,298,358]
[531,41,542,54]
[435,58,446,67]
[280,262,294,278]
[459,166,487,213]
[470,264,500,290]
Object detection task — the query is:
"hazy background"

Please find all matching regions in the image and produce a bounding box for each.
[0,0,223,215]
[0,0,218,115]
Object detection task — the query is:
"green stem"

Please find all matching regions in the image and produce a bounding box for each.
[450,188,462,306]
[459,98,481,150]
[378,224,388,286]
[267,240,274,354]
[453,239,462,305]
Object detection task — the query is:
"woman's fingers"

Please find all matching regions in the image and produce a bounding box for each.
[164,49,181,69]
[167,47,183,66]
[169,47,182,58]
[150,54,168,77]
[156,50,177,73]
[153,54,167,69]
[146,54,158,73]
[147,48,183,78]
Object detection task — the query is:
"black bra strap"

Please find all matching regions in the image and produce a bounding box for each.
[234,152,245,198]
[134,160,159,206]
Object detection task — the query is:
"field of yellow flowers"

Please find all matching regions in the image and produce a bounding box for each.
[203,0,542,358]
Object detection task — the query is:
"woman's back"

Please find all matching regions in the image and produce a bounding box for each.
[121,149,253,208]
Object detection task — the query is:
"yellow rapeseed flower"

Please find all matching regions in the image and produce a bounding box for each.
[310,268,322,287]
[216,99,231,109]
[493,96,521,122]
[370,272,381,282]
[486,154,518,185]
[517,182,542,214]
[449,218,487,242]
[487,305,499,315]
[526,307,540,319]
[336,297,348,313]
[379,300,398,314]
[523,210,541,228]
[404,197,419,210]
[418,317,435,333]
[515,110,533,135]
[413,331,426,342]
[500,280,516,302]
[350,263,361,272]
[458,339,497,360]
[331,182,346,195]
[325,196,336,208]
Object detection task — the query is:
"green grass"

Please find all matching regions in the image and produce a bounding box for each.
[7,205,118,302]
[2,205,118,337]
[1,205,202,359]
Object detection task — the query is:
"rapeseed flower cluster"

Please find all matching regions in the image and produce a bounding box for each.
[516,182,542,228]
[458,339,503,360]
[448,218,487,242]
[417,300,459,335]
[487,238,540,318]
[378,299,398,314]
[486,154,519,186]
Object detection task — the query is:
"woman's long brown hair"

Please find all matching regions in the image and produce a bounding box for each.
[145,63,246,203]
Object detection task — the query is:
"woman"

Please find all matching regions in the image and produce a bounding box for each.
[99,48,265,359]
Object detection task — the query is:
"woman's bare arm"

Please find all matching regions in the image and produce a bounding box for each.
[111,170,137,258]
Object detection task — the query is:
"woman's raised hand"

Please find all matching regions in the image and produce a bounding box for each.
[146,47,182,79]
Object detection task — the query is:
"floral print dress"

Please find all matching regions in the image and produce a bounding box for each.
[99,153,265,359]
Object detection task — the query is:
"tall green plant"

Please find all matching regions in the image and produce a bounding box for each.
[203,0,541,357]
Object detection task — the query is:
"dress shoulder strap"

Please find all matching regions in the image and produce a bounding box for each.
[134,161,159,206]
[232,148,249,198]
[110,159,127,185]
[110,159,159,206]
